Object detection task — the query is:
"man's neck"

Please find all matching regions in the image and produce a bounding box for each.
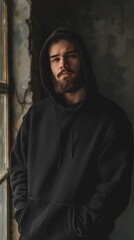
[63,87,86,105]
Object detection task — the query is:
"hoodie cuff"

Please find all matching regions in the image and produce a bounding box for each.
[14,208,23,223]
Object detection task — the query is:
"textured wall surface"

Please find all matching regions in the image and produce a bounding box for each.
[10,1,32,239]
[11,0,32,137]
[11,0,134,239]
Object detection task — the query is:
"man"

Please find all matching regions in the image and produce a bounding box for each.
[10,28,133,240]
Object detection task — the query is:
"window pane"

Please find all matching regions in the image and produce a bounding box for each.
[0,180,7,240]
[0,0,3,82]
[0,0,7,83]
[0,94,8,174]
[0,1,2,81]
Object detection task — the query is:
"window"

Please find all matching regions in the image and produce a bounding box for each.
[0,0,9,240]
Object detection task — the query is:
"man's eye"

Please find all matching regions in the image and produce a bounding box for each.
[51,58,60,63]
[67,53,79,58]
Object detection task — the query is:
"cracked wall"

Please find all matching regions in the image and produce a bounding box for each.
[11,1,32,239]
[11,0,32,138]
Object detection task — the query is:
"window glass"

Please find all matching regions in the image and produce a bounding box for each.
[0,180,7,240]
[0,94,5,172]
[0,1,9,240]
[0,0,7,83]
[0,94,8,174]
[0,1,2,82]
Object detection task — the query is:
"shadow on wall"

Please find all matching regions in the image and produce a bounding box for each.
[95,52,127,98]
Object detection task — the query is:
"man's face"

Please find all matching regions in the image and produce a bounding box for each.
[49,39,82,94]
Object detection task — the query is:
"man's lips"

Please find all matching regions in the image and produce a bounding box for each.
[57,69,75,78]
[61,71,71,76]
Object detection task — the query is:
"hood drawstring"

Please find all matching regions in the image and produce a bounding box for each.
[58,105,61,168]
[58,105,75,168]
[70,112,75,160]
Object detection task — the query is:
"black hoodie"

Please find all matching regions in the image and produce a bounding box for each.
[10,28,133,240]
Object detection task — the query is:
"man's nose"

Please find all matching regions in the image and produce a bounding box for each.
[59,56,68,69]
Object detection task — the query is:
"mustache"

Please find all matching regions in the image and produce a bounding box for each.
[57,68,75,78]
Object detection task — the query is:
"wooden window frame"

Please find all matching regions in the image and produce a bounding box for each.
[0,0,11,240]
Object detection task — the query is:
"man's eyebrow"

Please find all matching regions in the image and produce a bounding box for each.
[49,50,78,59]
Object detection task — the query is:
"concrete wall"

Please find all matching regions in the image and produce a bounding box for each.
[11,0,134,239]
[11,0,32,137]
[10,0,32,239]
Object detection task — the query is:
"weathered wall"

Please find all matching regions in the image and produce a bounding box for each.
[10,0,32,239]
[11,0,134,239]
[11,0,32,137]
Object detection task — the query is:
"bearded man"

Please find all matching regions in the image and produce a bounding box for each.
[10,28,133,240]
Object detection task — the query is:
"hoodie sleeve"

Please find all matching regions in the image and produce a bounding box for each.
[10,112,30,222]
[75,113,133,238]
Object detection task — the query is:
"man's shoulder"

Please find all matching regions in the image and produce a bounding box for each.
[96,94,131,127]
[97,94,125,115]
[24,97,53,119]
[32,97,52,110]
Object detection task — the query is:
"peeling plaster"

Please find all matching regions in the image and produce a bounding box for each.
[12,0,32,134]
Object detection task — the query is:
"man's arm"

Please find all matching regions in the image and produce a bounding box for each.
[10,115,29,222]
[76,114,133,238]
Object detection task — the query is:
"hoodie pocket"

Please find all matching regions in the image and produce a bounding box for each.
[19,199,82,240]
[18,199,33,238]
[18,200,31,226]
[18,199,82,240]
[31,202,77,240]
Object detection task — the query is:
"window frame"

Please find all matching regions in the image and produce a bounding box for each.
[0,0,11,240]
[0,92,9,182]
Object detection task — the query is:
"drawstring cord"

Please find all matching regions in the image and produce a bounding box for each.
[70,112,75,160]
[58,105,61,168]
[58,105,75,168]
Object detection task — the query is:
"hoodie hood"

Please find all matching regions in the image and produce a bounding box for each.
[39,28,98,105]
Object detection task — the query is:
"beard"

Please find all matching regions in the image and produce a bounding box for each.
[52,69,84,94]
